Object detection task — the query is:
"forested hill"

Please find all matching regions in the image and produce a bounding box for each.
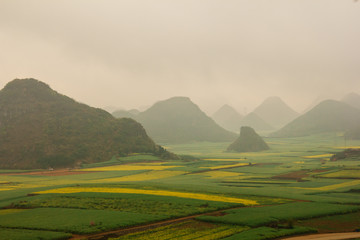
[0,78,172,169]
[135,97,237,143]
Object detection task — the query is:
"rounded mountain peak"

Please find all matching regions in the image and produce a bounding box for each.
[261,96,286,105]
[4,78,51,91]
[162,96,192,104]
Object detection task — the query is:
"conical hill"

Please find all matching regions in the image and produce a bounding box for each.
[135,97,237,143]
[227,126,269,152]
[212,104,243,132]
[253,96,299,129]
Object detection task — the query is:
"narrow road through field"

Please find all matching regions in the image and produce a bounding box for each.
[282,232,360,240]
[69,207,237,240]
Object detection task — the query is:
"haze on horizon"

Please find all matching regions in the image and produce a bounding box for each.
[0,0,359,114]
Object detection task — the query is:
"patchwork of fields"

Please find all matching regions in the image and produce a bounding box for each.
[1,134,360,239]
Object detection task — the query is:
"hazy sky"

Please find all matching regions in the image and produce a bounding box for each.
[1,0,359,114]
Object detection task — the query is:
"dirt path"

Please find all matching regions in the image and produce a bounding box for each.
[281,232,360,240]
[69,208,232,240]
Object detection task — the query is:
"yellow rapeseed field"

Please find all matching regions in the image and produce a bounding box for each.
[203,158,247,161]
[195,171,242,179]
[298,180,360,191]
[91,170,186,183]
[0,209,26,215]
[34,187,258,205]
[303,154,333,159]
[335,146,360,149]
[203,163,249,170]
[80,163,177,171]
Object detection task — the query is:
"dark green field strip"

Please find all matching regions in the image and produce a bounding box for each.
[197,202,360,227]
[0,228,71,240]
[0,208,167,234]
[10,192,237,217]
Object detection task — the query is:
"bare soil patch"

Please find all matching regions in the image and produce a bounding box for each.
[281,232,360,240]
[296,211,360,233]
[272,170,309,181]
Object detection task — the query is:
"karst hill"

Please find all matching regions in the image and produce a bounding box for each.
[253,96,299,129]
[212,104,243,133]
[227,126,269,152]
[135,97,237,144]
[0,78,173,169]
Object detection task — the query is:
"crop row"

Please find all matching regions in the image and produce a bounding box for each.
[12,194,233,216]
[197,202,360,227]
[0,208,167,234]
[0,228,71,240]
[110,220,247,240]
[223,226,316,240]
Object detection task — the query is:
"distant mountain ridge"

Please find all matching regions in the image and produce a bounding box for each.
[0,78,173,169]
[212,104,243,132]
[135,97,237,143]
[271,100,360,137]
[341,92,360,110]
[253,96,299,129]
[112,109,137,119]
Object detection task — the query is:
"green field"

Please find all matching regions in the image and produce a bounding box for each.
[110,220,248,240]
[197,202,360,227]
[1,133,360,239]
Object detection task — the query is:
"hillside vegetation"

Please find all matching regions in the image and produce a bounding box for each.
[227,126,269,152]
[0,79,174,169]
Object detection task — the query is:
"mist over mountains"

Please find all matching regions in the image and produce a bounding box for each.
[341,92,360,110]
[1,76,358,169]
[111,92,360,141]
[252,96,299,129]
[271,100,360,138]
[134,97,237,144]
[212,104,243,133]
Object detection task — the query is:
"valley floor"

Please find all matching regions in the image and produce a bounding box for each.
[1,133,360,240]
